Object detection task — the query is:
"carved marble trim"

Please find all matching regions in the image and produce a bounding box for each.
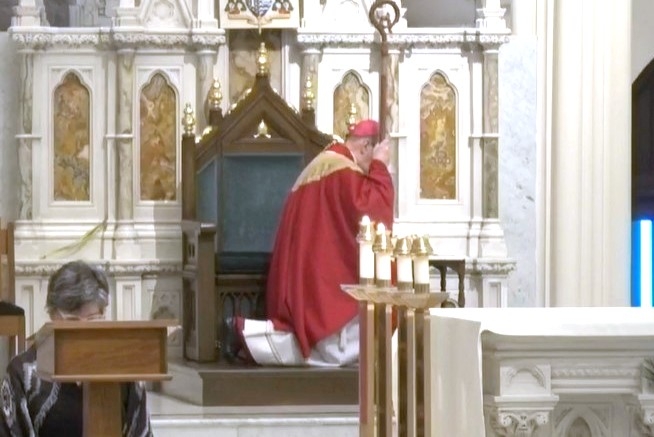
[10,28,226,50]
[15,261,182,276]
[470,258,516,275]
[296,31,511,50]
[643,409,654,437]
[637,395,654,436]
[552,367,639,379]
[503,366,548,391]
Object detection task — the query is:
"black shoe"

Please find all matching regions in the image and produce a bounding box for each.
[222,317,241,363]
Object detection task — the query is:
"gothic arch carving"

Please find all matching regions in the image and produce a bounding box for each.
[554,406,610,437]
[139,71,178,201]
[333,70,371,140]
[419,71,457,200]
[52,71,91,201]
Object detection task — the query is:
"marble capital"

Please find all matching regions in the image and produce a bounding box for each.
[489,409,551,437]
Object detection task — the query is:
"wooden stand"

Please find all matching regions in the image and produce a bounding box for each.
[35,320,174,437]
[343,286,447,437]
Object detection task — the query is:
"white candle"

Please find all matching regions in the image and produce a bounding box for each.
[375,252,391,281]
[396,255,413,283]
[357,215,374,281]
[359,241,374,280]
[413,255,430,285]
[374,223,391,281]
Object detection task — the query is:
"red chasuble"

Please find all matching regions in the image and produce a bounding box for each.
[266,143,394,358]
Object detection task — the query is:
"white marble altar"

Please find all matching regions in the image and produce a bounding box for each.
[426,307,654,437]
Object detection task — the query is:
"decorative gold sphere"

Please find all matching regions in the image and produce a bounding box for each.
[346,103,358,129]
[303,74,315,110]
[182,103,196,136]
[207,79,223,109]
[257,42,269,76]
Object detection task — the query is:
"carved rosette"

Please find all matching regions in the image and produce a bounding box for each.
[492,410,549,437]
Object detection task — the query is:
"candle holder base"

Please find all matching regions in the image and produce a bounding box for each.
[341,284,448,309]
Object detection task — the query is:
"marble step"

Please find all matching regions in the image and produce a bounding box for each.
[159,358,359,406]
[148,392,358,437]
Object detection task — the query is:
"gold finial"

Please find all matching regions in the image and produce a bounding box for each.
[372,222,392,254]
[257,42,269,76]
[255,119,271,138]
[357,215,374,243]
[393,236,412,257]
[346,103,358,129]
[410,235,433,257]
[303,74,315,110]
[207,79,223,109]
[182,103,196,136]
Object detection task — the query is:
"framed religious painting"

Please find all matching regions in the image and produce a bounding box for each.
[219,0,300,29]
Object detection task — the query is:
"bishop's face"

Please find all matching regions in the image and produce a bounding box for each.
[355,137,375,173]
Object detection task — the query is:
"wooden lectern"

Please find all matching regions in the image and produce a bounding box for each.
[35,320,174,437]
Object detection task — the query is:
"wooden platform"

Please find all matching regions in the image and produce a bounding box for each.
[158,359,358,407]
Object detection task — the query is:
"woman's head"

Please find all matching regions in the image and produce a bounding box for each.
[46,261,109,321]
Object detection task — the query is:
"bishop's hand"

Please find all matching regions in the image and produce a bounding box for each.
[372,138,391,166]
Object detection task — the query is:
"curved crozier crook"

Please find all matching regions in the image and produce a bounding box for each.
[368,0,401,42]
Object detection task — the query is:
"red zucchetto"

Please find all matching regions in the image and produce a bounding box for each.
[348,119,380,138]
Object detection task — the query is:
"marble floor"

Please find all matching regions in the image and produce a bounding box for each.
[148,392,359,437]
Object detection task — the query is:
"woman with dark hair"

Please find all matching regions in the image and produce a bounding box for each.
[0,260,152,437]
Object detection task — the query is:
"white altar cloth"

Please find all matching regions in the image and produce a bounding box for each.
[425,307,654,436]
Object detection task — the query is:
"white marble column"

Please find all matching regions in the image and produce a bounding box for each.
[476,0,507,30]
[113,0,138,26]
[537,0,631,306]
[16,49,34,220]
[511,0,537,37]
[196,49,217,131]
[195,0,218,28]
[384,47,400,191]
[11,0,42,26]
[479,46,508,258]
[301,48,321,111]
[114,48,139,257]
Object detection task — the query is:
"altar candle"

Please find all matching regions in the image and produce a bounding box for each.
[411,235,433,289]
[357,215,375,282]
[394,236,413,284]
[373,223,392,282]
[413,255,429,285]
